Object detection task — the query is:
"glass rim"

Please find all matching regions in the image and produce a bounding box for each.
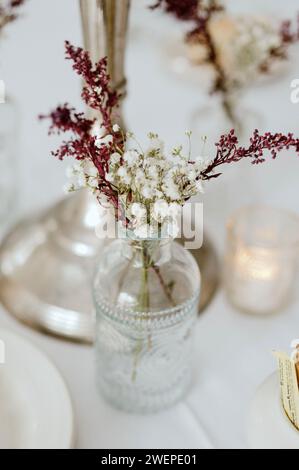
[119,227,174,243]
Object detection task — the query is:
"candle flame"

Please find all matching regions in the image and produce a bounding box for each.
[235,246,279,281]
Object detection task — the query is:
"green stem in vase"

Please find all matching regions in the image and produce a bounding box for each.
[140,241,150,311]
[132,240,177,382]
[132,242,150,383]
[136,241,150,311]
[151,265,176,307]
[131,339,143,383]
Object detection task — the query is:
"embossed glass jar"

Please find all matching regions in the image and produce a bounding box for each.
[93,237,200,413]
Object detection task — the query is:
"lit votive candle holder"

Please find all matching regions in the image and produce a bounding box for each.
[224,206,299,315]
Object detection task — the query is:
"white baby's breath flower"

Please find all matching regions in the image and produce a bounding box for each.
[117,166,131,185]
[95,134,113,148]
[153,189,164,200]
[193,157,211,176]
[62,127,207,224]
[130,202,147,220]
[65,160,85,179]
[163,179,180,201]
[90,120,103,138]
[113,124,120,133]
[64,160,99,193]
[134,168,146,187]
[77,172,87,188]
[147,133,164,154]
[165,219,180,239]
[63,182,75,194]
[146,164,159,180]
[66,165,76,179]
[171,145,183,157]
[105,172,114,183]
[187,166,197,181]
[146,155,167,170]
[169,147,188,166]
[123,149,139,167]
[224,16,282,87]
[82,160,98,177]
[152,199,169,223]
[94,86,103,96]
[168,202,182,218]
[110,152,122,166]
[88,177,99,189]
[195,179,204,193]
[141,184,155,200]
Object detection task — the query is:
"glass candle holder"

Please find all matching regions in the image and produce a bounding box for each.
[224,206,299,315]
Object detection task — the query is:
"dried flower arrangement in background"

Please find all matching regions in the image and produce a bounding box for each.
[0,0,25,32]
[151,1,299,127]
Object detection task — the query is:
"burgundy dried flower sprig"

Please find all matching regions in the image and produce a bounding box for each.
[280,16,299,47]
[151,0,227,94]
[151,0,199,21]
[0,0,25,32]
[260,16,299,73]
[201,130,299,181]
[40,42,123,215]
[64,41,120,131]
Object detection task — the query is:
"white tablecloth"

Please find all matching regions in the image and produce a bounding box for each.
[1,0,299,449]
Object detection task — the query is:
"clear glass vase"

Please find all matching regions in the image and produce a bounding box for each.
[0,96,18,223]
[93,237,200,413]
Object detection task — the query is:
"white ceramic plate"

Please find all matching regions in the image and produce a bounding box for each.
[0,329,74,449]
[248,372,299,449]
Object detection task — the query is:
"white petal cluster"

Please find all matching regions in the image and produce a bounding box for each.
[225,17,282,87]
[126,199,182,240]
[63,127,211,239]
[90,120,103,138]
[106,133,208,207]
[91,120,114,148]
[95,134,113,149]
[64,160,99,194]
[105,132,209,238]
[113,124,120,133]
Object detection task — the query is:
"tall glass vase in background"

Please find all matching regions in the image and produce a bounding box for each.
[0,0,131,341]
[0,95,18,225]
[94,237,200,413]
